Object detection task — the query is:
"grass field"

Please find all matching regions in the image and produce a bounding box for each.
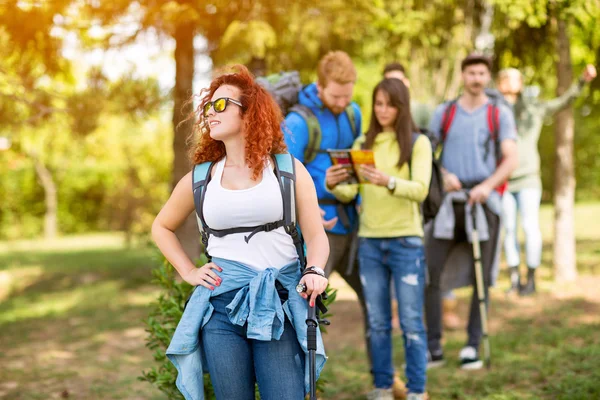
[1,204,599,399]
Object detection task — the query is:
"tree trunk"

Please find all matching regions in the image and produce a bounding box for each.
[553,16,577,282]
[172,21,200,262]
[32,157,57,239]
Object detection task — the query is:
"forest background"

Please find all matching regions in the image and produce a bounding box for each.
[1,1,599,398]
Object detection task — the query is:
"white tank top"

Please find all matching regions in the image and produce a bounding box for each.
[203,157,299,271]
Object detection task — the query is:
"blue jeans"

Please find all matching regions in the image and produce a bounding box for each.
[502,188,542,268]
[201,289,305,400]
[359,237,427,394]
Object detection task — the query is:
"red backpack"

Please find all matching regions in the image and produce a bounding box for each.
[440,99,507,195]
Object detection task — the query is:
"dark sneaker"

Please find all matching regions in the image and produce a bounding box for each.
[519,268,536,296]
[427,349,445,369]
[459,346,483,370]
[519,279,536,296]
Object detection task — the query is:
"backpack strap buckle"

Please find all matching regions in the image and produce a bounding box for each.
[263,221,283,232]
[244,220,285,243]
[287,224,297,235]
[200,231,209,245]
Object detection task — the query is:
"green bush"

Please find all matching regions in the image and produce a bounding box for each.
[139,255,212,399]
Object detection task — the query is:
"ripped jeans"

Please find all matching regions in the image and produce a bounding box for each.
[358,237,427,394]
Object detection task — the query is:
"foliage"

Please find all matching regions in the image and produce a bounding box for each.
[2,0,600,398]
[139,256,197,399]
[3,0,593,241]
[539,104,600,202]
[0,1,73,129]
[0,113,171,240]
[491,0,600,203]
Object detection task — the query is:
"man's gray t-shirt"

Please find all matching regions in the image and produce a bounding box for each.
[429,100,517,185]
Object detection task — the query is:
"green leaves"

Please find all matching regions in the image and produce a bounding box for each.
[139,257,193,399]
[217,20,278,65]
[108,75,165,120]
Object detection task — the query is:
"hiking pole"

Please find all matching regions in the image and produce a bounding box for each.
[306,301,318,400]
[297,282,329,400]
[470,205,491,369]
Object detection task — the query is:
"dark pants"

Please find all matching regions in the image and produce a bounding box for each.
[324,232,371,367]
[425,203,500,352]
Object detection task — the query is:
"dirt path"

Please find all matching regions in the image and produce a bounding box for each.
[323,272,600,353]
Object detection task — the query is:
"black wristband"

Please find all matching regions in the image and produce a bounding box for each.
[301,271,325,278]
[303,266,325,277]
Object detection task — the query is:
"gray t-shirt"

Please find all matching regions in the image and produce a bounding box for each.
[429,100,517,185]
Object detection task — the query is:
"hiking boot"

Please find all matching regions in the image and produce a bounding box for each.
[505,266,521,295]
[392,374,407,399]
[367,388,394,400]
[459,346,483,370]
[519,267,536,296]
[427,349,445,369]
[442,297,461,330]
[407,394,428,400]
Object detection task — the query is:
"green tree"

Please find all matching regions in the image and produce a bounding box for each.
[493,0,599,281]
[0,1,73,238]
[553,13,578,281]
[79,0,275,260]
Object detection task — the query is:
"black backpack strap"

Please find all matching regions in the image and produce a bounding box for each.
[208,220,287,243]
[289,104,322,164]
[193,159,288,251]
[273,153,328,315]
[192,161,217,261]
[345,103,360,139]
[273,153,307,269]
[408,132,421,180]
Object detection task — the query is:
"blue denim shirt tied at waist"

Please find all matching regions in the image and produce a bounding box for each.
[166,257,327,400]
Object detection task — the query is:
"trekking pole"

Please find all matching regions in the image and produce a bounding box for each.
[297,282,330,400]
[470,205,491,369]
[306,301,318,400]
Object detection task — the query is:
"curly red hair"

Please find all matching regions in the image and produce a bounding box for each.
[187,65,288,180]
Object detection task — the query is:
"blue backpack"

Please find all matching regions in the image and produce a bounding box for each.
[191,153,306,269]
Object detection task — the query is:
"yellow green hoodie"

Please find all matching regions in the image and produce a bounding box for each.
[329,131,432,238]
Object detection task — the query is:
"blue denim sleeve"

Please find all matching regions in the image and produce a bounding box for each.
[283,113,309,163]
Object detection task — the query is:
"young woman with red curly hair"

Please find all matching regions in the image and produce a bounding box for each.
[152,65,329,400]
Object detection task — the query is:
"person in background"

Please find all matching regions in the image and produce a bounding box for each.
[283,50,372,373]
[426,53,518,370]
[327,78,431,400]
[497,64,597,295]
[384,62,461,332]
[383,63,432,129]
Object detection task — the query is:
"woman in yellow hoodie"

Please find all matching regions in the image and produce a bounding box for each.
[326,78,431,400]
